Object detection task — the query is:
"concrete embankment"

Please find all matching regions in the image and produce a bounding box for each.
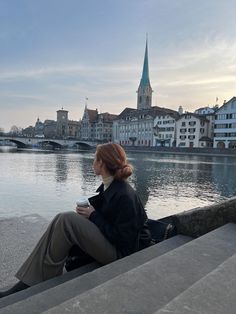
[125,146,236,157]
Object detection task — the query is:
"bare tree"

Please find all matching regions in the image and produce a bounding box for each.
[10,125,23,136]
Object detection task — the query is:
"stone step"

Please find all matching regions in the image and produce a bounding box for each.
[42,223,236,314]
[155,253,236,314]
[0,262,100,310]
[0,235,192,313]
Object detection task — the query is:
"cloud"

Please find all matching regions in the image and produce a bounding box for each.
[0,92,45,101]
[0,63,139,82]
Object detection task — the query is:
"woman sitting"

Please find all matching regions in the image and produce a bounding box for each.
[0,143,151,298]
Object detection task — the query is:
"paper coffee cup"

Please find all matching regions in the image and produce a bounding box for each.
[76,197,89,207]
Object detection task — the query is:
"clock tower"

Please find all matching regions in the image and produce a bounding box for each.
[57,108,69,138]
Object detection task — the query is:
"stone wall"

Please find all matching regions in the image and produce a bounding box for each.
[171,197,236,237]
[124,145,236,156]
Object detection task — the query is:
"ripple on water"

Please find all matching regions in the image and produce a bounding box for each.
[0,151,235,219]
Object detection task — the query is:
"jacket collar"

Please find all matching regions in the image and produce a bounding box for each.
[96,179,123,202]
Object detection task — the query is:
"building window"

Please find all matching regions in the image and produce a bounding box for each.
[215,124,228,129]
[181,122,186,126]
[214,133,227,137]
[217,114,227,120]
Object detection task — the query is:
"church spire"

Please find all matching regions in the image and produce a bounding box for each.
[137,36,153,110]
[140,36,150,87]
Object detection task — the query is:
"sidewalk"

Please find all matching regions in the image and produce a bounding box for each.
[0,215,48,289]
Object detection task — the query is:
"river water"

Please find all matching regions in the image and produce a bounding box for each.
[0,150,235,220]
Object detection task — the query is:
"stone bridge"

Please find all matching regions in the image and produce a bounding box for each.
[0,136,97,149]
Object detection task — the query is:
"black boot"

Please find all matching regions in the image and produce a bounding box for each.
[0,281,29,299]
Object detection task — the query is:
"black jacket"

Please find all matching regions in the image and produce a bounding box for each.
[88,179,150,257]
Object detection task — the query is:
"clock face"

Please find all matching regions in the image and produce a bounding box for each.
[62,115,65,119]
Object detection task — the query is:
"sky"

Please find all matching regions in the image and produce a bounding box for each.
[0,0,236,132]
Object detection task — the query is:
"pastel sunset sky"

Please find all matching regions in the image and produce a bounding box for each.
[0,0,235,131]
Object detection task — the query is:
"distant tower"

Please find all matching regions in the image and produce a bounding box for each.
[137,37,153,110]
[178,106,183,115]
[57,108,69,138]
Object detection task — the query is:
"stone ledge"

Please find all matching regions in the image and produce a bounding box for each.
[172,196,236,237]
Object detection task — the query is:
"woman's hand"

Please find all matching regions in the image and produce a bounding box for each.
[76,204,95,218]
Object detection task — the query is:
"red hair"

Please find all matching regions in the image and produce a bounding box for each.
[96,143,133,180]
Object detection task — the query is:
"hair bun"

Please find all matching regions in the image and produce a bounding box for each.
[115,163,133,180]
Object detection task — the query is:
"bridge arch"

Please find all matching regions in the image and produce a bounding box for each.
[1,138,27,148]
[73,142,95,149]
[37,140,63,149]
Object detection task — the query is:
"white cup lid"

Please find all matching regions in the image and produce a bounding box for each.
[76,197,89,206]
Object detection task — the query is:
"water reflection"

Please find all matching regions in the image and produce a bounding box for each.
[79,153,96,184]
[0,151,235,220]
[130,157,151,208]
[55,154,69,182]
[127,153,236,218]
[212,157,236,197]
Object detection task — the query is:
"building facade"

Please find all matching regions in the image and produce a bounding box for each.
[113,107,178,147]
[95,112,117,142]
[81,107,98,140]
[176,112,210,147]
[113,108,154,146]
[81,106,117,142]
[43,120,57,138]
[36,109,80,139]
[214,97,236,148]
[176,113,210,148]
[153,112,179,147]
[194,106,216,147]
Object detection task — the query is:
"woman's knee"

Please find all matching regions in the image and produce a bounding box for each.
[58,211,82,224]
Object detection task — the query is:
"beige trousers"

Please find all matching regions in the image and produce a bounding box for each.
[15,211,117,286]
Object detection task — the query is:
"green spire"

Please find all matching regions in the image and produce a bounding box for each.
[140,37,150,87]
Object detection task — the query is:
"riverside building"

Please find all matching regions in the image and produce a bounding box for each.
[214,97,236,148]
[176,113,212,148]
[81,105,117,142]
[153,111,179,147]
[32,108,81,139]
